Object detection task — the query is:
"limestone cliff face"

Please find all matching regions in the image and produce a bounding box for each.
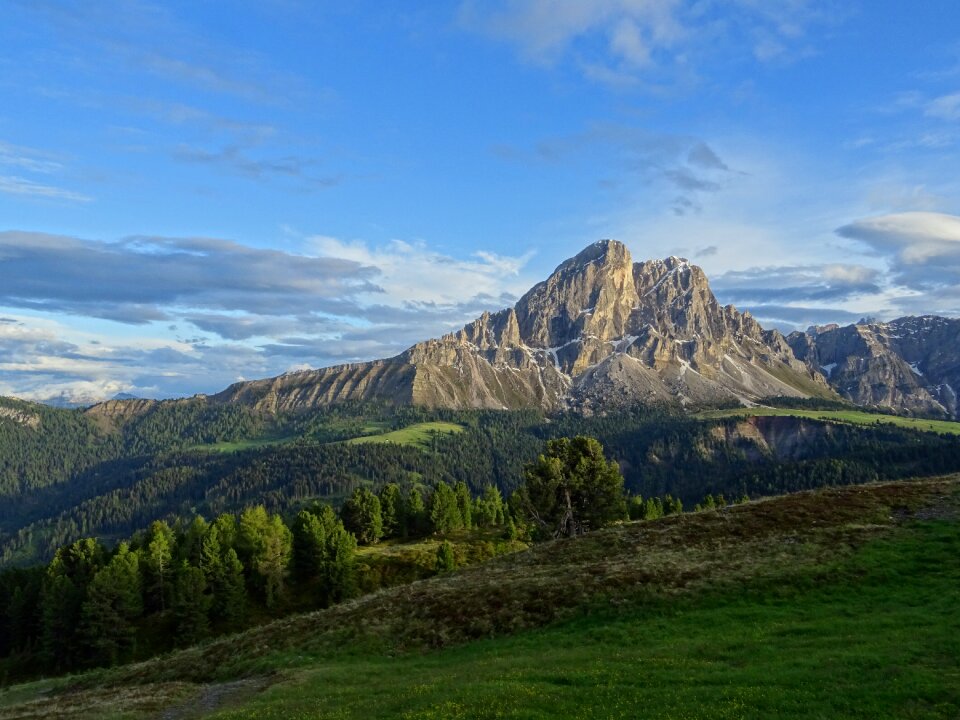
[788,316,960,418]
[195,239,832,414]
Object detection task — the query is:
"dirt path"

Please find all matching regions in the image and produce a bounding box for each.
[156,677,274,720]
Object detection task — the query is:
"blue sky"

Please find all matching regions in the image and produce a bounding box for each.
[2,0,960,404]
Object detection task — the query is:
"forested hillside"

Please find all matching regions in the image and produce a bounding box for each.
[3,397,960,567]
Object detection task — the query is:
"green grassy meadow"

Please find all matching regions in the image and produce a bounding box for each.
[2,477,956,719]
[211,520,960,720]
[346,421,465,448]
[699,406,960,435]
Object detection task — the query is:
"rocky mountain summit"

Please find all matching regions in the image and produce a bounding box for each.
[198,240,830,415]
[788,316,960,419]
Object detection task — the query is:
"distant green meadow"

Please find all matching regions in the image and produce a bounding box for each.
[346,421,465,448]
[699,406,960,436]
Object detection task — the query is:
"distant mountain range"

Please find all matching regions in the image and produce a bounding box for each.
[24,239,960,421]
[788,315,959,418]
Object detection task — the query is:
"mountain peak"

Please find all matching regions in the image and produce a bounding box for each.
[565,238,630,268]
[213,239,830,413]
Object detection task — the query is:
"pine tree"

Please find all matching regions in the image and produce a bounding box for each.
[435,541,456,573]
[258,514,293,608]
[218,548,247,629]
[292,509,327,584]
[429,482,463,535]
[172,561,210,646]
[80,543,143,667]
[341,488,383,545]
[377,483,404,539]
[405,487,427,537]
[322,522,357,605]
[143,520,175,614]
[454,481,473,529]
[514,437,627,538]
[40,538,104,671]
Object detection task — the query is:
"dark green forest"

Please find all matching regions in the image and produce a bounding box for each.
[0,475,520,680]
[3,396,960,568]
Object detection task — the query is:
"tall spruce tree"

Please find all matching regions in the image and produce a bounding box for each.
[429,482,463,535]
[80,542,143,667]
[377,483,404,539]
[341,488,383,545]
[454,481,473,530]
[143,520,175,614]
[40,538,104,670]
[172,561,210,646]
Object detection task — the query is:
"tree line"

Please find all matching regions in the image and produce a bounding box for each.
[0,477,513,679]
[5,400,960,569]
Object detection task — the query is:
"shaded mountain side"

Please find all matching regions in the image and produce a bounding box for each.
[789,315,960,419]
[95,239,831,420]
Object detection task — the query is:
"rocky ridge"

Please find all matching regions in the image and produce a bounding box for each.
[788,316,960,418]
[181,239,830,416]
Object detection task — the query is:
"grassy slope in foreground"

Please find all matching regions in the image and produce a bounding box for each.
[699,406,960,435]
[2,476,958,719]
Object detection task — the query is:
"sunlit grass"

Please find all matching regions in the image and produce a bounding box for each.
[208,519,960,719]
[346,421,465,448]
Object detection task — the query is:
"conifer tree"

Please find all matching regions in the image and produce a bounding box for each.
[178,516,209,565]
[377,483,404,538]
[172,561,210,646]
[292,509,327,584]
[514,436,626,538]
[429,482,463,534]
[40,538,104,670]
[454,481,473,529]
[80,542,143,667]
[258,514,293,608]
[143,520,175,613]
[218,548,247,628]
[435,540,456,572]
[341,488,383,545]
[405,486,428,537]
[322,521,357,605]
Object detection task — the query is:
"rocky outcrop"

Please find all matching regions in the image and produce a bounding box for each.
[0,404,40,429]
[197,239,832,414]
[788,316,960,418]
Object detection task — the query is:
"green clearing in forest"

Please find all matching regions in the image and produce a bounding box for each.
[345,421,465,448]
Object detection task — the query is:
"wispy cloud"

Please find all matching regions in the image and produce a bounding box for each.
[499,124,738,214]
[459,0,838,86]
[0,175,91,202]
[173,144,339,186]
[0,140,64,174]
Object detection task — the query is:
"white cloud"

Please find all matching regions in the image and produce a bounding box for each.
[0,175,91,202]
[837,212,960,265]
[926,91,960,121]
[0,232,540,403]
[308,236,534,307]
[459,0,831,85]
